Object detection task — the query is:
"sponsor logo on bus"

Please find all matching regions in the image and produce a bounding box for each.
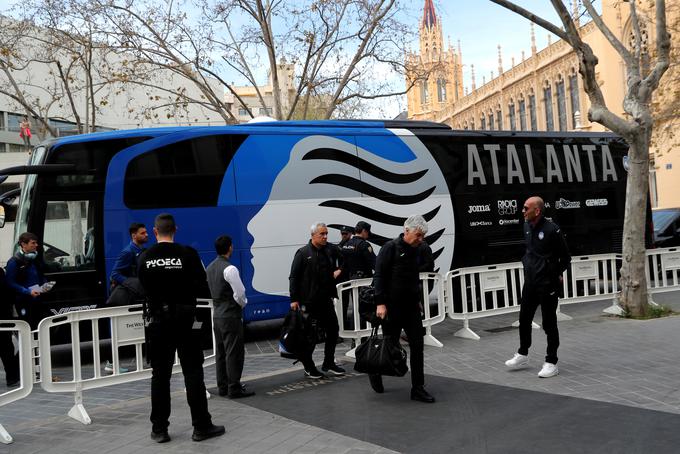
[586,198,608,207]
[468,204,491,214]
[470,221,492,227]
[555,198,581,209]
[499,218,520,226]
[497,200,517,215]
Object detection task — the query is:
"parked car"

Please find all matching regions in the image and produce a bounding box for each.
[652,208,680,248]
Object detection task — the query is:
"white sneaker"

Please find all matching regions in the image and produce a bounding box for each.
[104,360,129,374]
[505,353,529,369]
[538,362,559,378]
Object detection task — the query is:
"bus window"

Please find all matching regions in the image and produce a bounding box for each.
[42,200,95,272]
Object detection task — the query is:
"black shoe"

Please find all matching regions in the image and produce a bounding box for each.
[336,337,345,344]
[368,374,384,393]
[411,386,435,403]
[304,368,325,379]
[321,363,346,376]
[229,389,255,399]
[6,379,20,388]
[217,389,229,397]
[192,424,226,442]
[150,430,171,443]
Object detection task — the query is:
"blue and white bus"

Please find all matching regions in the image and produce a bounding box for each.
[0,120,631,326]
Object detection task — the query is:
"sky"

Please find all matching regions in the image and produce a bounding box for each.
[0,0,596,119]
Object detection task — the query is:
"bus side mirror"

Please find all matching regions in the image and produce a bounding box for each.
[0,205,5,228]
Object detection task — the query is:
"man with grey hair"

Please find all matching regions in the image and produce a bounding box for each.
[289,222,345,379]
[372,215,435,403]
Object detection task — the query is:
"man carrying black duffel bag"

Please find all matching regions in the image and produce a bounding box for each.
[371,215,435,403]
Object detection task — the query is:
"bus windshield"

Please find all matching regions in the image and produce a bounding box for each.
[14,145,46,245]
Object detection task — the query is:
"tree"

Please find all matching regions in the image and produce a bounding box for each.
[489,0,671,316]
[55,0,434,122]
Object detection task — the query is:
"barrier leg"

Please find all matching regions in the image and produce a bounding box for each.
[344,342,358,358]
[556,303,572,321]
[68,384,91,425]
[0,424,13,444]
[603,296,624,316]
[512,320,540,329]
[648,293,659,307]
[423,326,443,348]
[454,319,480,340]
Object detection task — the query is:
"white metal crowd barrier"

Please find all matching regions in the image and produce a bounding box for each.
[0,320,33,444]
[646,247,680,294]
[37,300,215,425]
[446,261,525,340]
[445,253,625,340]
[335,272,445,357]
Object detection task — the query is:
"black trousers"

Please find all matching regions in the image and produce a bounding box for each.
[300,301,339,371]
[0,331,19,385]
[147,318,212,433]
[213,317,244,395]
[382,307,425,388]
[518,284,560,364]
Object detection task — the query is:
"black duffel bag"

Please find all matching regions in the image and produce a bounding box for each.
[354,326,408,377]
[279,309,315,360]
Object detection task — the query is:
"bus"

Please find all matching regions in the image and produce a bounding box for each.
[0,120,631,326]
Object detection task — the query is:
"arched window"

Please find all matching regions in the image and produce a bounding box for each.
[508,99,516,131]
[437,78,447,102]
[420,81,429,105]
[556,76,567,131]
[496,106,502,130]
[480,114,486,130]
[544,82,554,131]
[569,69,580,128]
[488,110,494,131]
[518,95,527,131]
[528,89,537,131]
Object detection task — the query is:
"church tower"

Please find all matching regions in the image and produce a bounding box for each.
[407,0,464,119]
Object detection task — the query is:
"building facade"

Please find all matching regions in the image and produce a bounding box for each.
[407,0,680,209]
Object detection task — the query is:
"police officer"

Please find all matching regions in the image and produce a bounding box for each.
[372,215,435,403]
[340,221,376,280]
[138,213,225,443]
[505,196,571,378]
[338,225,354,249]
[339,221,376,329]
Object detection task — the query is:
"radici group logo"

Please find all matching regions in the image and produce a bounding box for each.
[497,199,517,215]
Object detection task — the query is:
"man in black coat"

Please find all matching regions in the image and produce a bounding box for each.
[339,221,376,329]
[505,196,571,378]
[289,222,345,379]
[372,215,435,403]
[0,268,20,387]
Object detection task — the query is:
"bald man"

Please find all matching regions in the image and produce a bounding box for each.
[505,196,571,378]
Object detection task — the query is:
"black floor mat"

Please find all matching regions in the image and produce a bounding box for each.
[215,370,680,454]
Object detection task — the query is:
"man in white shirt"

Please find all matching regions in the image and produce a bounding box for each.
[206,235,254,399]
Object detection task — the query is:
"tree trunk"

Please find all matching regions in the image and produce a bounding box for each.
[619,128,651,316]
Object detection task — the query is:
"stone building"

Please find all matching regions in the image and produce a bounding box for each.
[407,0,679,209]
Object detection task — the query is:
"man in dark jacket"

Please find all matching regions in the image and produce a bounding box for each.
[5,232,47,328]
[110,222,149,287]
[206,235,254,399]
[505,196,571,378]
[138,213,224,443]
[289,222,344,379]
[372,215,435,403]
[339,221,376,329]
[0,268,20,387]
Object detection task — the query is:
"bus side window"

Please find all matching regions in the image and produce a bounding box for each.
[42,200,95,272]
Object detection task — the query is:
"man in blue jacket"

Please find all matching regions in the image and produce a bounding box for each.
[5,232,46,327]
[110,222,149,287]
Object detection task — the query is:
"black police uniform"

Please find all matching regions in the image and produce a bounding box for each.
[373,234,429,388]
[137,242,213,434]
[289,241,342,371]
[339,236,376,328]
[518,216,571,364]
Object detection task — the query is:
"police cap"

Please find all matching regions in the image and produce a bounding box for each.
[341,225,354,234]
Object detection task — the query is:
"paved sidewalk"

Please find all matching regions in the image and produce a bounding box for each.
[1,291,679,453]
